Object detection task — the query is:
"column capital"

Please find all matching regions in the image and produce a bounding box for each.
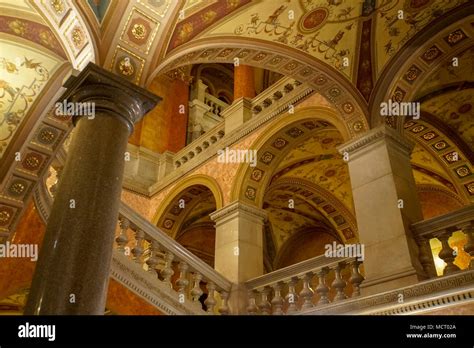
[210,200,267,225]
[59,63,161,133]
[338,125,414,159]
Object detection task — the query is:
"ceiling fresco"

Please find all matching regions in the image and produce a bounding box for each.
[421,90,474,153]
[416,45,474,98]
[203,0,361,80]
[274,129,352,211]
[373,0,469,76]
[0,39,62,158]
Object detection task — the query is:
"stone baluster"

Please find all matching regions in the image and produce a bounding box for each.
[116,217,130,253]
[257,287,271,315]
[271,282,284,315]
[219,291,230,315]
[204,282,216,314]
[160,251,175,288]
[190,272,203,302]
[285,277,298,313]
[462,222,474,269]
[348,260,364,297]
[332,263,347,301]
[315,267,329,305]
[299,272,314,309]
[246,290,258,315]
[437,232,460,275]
[416,235,437,278]
[131,229,145,264]
[146,240,160,275]
[176,261,190,295]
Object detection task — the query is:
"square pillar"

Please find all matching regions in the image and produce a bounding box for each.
[222,97,253,135]
[210,201,267,313]
[338,125,426,295]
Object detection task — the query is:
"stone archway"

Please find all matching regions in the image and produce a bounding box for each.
[148,37,369,138]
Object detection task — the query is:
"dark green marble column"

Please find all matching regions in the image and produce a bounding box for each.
[25,63,161,315]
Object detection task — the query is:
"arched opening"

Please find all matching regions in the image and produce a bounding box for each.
[156,184,217,266]
[232,107,358,270]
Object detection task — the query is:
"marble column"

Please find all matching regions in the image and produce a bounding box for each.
[338,125,426,295]
[25,63,161,314]
[234,65,255,100]
[210,201,267,314]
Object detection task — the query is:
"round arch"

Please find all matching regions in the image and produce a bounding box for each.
[152,174,224,226]
[369,2,474,130]
[231,106,350,207]
[147,36,369,138]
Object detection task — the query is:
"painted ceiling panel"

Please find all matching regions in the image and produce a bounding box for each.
[204,0,361,80]
[0,39,62,157]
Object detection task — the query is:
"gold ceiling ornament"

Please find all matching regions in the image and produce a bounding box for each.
[9,182,26,195]
[352,121,363,132]
[71,27,84,48]
[131,23,147,40]
[118,57,134,76]
[50,0,64,14]
[0,210,11,223]
[166,67,193,84]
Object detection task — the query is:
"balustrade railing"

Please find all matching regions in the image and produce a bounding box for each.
[203,93,228,118]
[251,77,302,115]
[114,202,232,314]
[174,122,225,168]
[245,255,364,315]
[412,205,474,278]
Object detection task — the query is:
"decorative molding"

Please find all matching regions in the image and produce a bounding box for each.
[210,200,268,224]
[338,125,414,157]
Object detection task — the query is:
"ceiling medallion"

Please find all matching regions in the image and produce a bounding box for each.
[8,181,26,196]
[298,7,329,34]
[352,121,363,132]
[118,57,135,76]
[0,209,11,224]
[455,166,470,178]
[131,23,147,40]
[38,127,57,144]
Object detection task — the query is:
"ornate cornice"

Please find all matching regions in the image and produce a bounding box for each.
[210,200,268,223]
[338,125,414,157]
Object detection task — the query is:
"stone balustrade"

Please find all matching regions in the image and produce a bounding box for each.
[203,93,228,118]
[174,122,225,168]
[251,77,302,115]
[173,77,309,170]
[244,255,364,315]
[114,202,232,314]
[411,204,474,278]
